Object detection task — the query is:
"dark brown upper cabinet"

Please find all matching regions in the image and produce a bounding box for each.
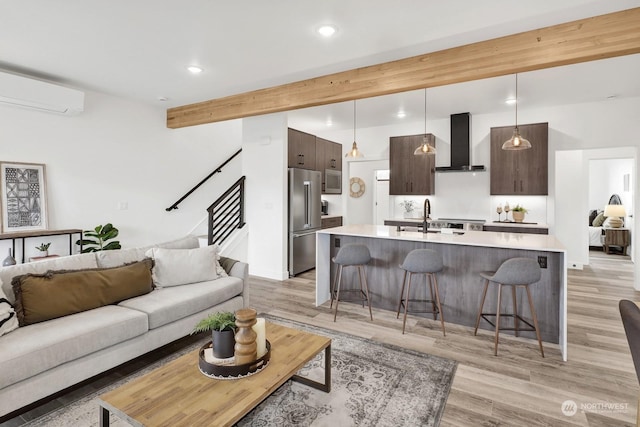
[288,128,316,170]
[490,122,548,195]
[389,134,436,195]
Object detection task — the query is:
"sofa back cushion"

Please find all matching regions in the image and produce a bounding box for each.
[156,235,200,250]
[12,258,154,326]
[145,245,219,287]
[0,253,99,304]
[95,247,152,269]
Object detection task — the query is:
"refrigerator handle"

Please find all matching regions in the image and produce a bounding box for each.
[304,180,311,228]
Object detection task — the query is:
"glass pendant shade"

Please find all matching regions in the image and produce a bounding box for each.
[345,100,364,158]
[414,89,436,155]
[346,141,364,158]
[501,127,532,150]
[414,135,437,155]
[502,74,532,151]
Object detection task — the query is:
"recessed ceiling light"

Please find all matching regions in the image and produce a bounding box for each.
[396,111,406,118]
[505,98,517,105]
[326,118,333,127]
[187,66,203,74]
[157,96,168,102]
[317,25,337,37]
[607,95,618,100]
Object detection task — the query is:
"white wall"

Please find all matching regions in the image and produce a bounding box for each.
[588,158,633,211]
[242,113,288,280]
[0,90,242,262]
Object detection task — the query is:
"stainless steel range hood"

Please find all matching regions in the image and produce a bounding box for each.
[435,112,486,172]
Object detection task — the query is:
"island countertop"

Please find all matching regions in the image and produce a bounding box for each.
[318,224,564,253]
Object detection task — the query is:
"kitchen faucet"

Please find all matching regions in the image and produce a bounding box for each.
[422,198,431,233]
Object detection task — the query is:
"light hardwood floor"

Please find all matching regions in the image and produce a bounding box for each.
[251,251,639,426]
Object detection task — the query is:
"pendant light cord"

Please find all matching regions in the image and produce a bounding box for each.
[424,89,427,135]
[515,74,518,128]
[353,100,356,142]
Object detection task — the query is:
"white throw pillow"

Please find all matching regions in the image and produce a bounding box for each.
[0,280,19,337]
[145,245,219,287]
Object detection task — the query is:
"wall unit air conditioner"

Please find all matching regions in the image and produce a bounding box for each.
[0,71,84,116]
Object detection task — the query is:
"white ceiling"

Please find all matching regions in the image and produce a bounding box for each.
[1,0,638,126]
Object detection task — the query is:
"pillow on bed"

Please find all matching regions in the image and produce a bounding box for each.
[592,212,606,227]
[588,209,598,226]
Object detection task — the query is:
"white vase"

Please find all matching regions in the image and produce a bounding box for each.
[404,211,414,219]
[38,250,48,257]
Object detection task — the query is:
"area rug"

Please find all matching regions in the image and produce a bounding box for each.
[24,315,457,426]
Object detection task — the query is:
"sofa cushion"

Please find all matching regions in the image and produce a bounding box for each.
[118,276,243,329]
[95,247,152,268]
[12,259,154,326]
[0,283,19,337]
[0,252,98,304]
[156,235,200,249]
[145,245,219,287]
[0,305,148,389]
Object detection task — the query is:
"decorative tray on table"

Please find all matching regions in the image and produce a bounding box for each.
[198,340,271,380]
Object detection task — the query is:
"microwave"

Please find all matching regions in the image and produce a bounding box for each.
[324,169,342,194]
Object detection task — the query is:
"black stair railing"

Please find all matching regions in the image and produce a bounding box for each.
[208,176,246,245]
[166,148,242,212]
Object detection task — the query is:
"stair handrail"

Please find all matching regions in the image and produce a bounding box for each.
[166,148,242,212]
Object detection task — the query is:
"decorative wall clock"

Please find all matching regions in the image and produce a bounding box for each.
[349,177,365,198]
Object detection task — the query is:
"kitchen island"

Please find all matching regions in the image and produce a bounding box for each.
[316,224,567,360]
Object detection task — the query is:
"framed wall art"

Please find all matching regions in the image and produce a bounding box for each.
[0,162,48,233]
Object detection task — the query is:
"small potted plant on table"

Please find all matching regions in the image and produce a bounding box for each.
[192,312,236,358]
[511,205,528,223]
[35,242,51,257]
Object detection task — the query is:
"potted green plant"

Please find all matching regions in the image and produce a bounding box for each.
[35,242,51,257]
[192,312,236,359]
[511,204,528,222]
[76,223,122,253]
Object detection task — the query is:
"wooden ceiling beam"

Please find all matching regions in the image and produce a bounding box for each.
[167,7,640,129]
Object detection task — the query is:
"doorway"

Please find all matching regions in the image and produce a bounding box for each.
[588,158,634,261]
[374,170,390,225]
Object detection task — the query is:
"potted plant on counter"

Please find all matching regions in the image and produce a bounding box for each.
[511,205,528,223]
[192,312,237,359]
[35,242,51,257]
[400,200,417,219]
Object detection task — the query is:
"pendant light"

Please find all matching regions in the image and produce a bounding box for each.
[502,74,532,150]
[414,88,437,155]
[345,100,364,158]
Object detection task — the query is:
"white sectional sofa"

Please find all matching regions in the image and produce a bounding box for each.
[0,235,248,418]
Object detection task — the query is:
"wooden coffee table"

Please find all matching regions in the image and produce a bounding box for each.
[98,322,331,426]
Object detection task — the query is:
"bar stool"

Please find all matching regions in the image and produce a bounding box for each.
[474,257,544,357]
[396,249,445,335]
[330,243,373,322]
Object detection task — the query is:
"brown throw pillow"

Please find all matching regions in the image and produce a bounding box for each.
[12,258,154,326]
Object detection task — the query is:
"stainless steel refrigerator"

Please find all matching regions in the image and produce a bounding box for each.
[288,168,322,276]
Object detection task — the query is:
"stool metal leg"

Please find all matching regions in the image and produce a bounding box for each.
[360,266,374,321]
[525,285,545,357]
[494,283,503,356]
[474,279,490,335]
[512,285,519,337]
[330,264,340,309]
[396,270,408,319]
[332,265,343,322]
[427,274,437,320]
[402,272,414,334]
[432,274,446,336]
[357,266,366,308]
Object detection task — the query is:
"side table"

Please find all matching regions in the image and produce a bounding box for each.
[604,228,630,255]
